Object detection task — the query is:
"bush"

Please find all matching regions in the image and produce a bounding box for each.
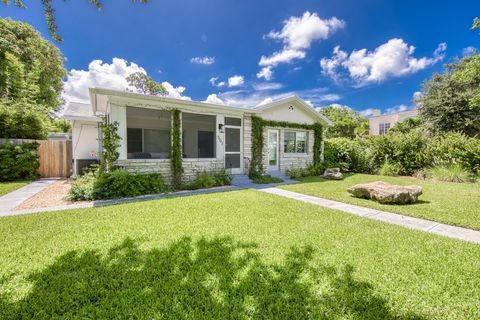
[184,170,232,190]
[68,171,96,201]
[0,141,39,181]
[324,138,375,173]
[378,161,402,176]
[286,164,324,179]
[426,132,480,175]
[251,175,283,184]
[425,164,474,183]
[68,169,171,201]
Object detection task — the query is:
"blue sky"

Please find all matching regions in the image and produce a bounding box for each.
[2,0,479,114]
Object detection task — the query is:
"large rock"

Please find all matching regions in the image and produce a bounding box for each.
[347,181,422,204]
[323,168,343,180]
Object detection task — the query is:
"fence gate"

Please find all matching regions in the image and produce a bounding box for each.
[0,139,72,178]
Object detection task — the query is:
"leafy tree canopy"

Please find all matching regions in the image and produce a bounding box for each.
[126,72,167,96]
[472,17,480,30]
[389,117,423,134]
[2,0,149,42]
[418,54,480,137]
[319,106,369,139]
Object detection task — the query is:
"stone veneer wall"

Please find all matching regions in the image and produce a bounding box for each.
[116,158,225,184]
[262,127,314,173]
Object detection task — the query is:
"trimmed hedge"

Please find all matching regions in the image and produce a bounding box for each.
[0,141,39,181]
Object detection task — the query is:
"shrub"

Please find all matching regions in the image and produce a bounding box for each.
[324,138,375,173]
[286,164,324,179]
[426,132,480,175]
[184,170,232,190]
[425,164,474,183]
[68,171,96,201]
[93,170,170,199]
[378,161,402,176]
[0,141,39,181]
[251,175,283,184]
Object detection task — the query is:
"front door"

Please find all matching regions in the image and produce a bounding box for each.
[268,130,279,171]
[225,124,242,174]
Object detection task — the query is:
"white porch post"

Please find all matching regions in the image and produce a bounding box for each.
[109,104,127,160]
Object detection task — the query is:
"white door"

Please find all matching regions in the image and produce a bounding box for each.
[268,130,279,171]
[224,118,243,174]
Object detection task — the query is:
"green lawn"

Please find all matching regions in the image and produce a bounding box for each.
[281,173,480,231]
[0,190,479,319]
[0,181,30,197]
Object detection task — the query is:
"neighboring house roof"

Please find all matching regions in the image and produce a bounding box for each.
[64,88,332,126]
[368,108,419,119]
[63,101,98,121]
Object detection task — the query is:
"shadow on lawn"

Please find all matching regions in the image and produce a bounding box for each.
[0,237,425,319]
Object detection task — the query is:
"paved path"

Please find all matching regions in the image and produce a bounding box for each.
[0,179,58,213]
[258,187,480,244]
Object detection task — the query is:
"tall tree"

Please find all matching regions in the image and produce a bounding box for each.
[0,18,67,139]
[418,55,480,137]
[319,106,369,139]
[1,0,149,42]
[472,17,480,30]
[126,72,167,96]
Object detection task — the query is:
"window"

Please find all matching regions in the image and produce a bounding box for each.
[225,117,241,126]
[126,107,171,159]
[379,122,391,135]
[182,113,216,158]
[284,131,307,154]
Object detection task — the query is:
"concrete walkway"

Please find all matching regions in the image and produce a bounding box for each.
[0,179,58,212]
[258,187,480,244]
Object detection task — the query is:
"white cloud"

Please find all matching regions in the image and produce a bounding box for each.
[63,58,190,103]
[228,75,245,87]
[256,66,274,80]
[462,46,477,56]
[209,76,225,87]
[203,93,225,105]
[252,82,284,91]
[359,108,378,118]
[320,39,447,86]
[190,56,215,65]
[256,97,274,106]
[258,11,345,75]
[385,104,411,114]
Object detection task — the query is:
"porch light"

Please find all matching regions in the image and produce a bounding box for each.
[218,123,224,133]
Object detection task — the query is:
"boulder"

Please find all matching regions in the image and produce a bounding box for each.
[323,168,343,180]
[347,181,422,204]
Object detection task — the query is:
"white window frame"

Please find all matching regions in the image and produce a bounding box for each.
[283,130,308,154]
[379,122,391,135]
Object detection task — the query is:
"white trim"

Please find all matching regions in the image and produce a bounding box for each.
[267,129,280,172]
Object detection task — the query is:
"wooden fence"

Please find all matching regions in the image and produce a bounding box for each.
[0,139,72,178]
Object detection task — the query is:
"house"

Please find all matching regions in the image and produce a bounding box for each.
[368,108,418,135]
[63,88,332,181]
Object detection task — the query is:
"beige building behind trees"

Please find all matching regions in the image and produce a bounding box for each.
[368,109,418,135]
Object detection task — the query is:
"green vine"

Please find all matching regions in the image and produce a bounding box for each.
[100,119,121,173]
[171,109,183,188]
[249,116,324,178]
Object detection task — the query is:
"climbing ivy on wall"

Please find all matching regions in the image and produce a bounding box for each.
[248,116,324,178]
[171,109,183,188]
[100,119,121,173]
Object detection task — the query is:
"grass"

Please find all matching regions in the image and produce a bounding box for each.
[0,190,479,319]
[0,181,30,197]
[280,173,480,230]
[251,174,283,184]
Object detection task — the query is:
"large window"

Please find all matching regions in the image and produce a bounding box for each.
[126,107,171,159]
[182,113,216,158]
[284,131,307,154]
[379,122,390,135]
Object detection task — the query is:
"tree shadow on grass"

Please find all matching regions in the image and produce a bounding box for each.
[0,237,426,319]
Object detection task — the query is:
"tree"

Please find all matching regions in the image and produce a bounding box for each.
[0,18,66,139]
[472,17,480,30]
[389,117,423,134]
[126,72,167,96]
[319,106,369,139]
[2,0,149,42]
[417,55,480,137]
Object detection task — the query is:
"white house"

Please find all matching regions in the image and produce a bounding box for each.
[64,88,332,181]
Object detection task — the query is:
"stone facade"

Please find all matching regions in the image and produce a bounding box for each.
[116,158,224,184]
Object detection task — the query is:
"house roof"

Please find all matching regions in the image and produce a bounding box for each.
[63,101,98,121]
[64,87,332,126]
[254,95,333,126]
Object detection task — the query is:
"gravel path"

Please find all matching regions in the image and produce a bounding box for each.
[14,180,73,211]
